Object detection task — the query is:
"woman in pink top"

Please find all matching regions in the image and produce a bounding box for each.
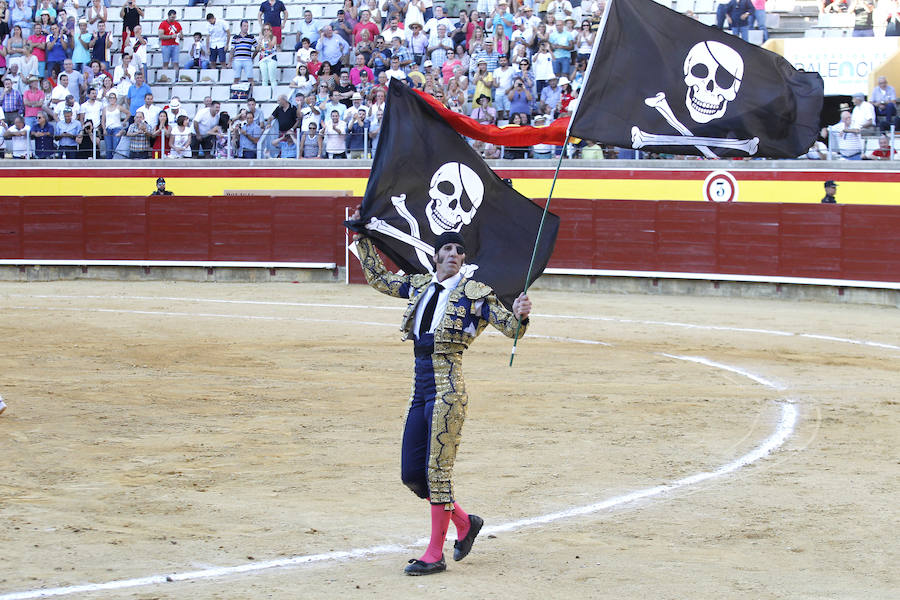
[29,15,49,77]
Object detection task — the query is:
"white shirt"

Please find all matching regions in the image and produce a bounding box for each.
[55,101,80,121]
[194,106,219,136]
[79,99,103,127]
[136,104,161,129]
[413,270,463,336]
[493,64,518,93]
[6,123,31,156]
[385,68,407,81]
[113,63,136,84]
[207,21,229,49]
[850,101,876,129]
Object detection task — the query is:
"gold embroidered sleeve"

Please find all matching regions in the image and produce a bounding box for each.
[356,236,411,299]
[484,293,528,338]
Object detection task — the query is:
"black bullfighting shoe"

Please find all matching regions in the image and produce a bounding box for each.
[453,514,484,562]
[404,555,447,576]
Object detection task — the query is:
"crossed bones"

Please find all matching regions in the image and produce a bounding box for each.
[632,92,759,157]
[364,194,479,277]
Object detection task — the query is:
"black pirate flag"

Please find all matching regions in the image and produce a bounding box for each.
[345,79,559,309]
[568,0,824,158]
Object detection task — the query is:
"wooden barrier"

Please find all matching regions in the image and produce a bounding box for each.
[1,196,898,286]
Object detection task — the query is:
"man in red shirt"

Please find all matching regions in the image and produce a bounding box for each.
[353,9,380,44]
[158,9,184,70]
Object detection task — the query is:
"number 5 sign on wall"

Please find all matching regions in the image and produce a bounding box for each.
[703,170,739,203]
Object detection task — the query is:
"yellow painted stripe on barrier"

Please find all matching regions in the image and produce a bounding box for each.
[6,176,899,204]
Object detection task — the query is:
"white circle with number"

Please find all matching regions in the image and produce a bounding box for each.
[703,170,739,203]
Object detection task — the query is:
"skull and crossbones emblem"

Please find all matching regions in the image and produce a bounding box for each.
[631,40,759,157]
[364,162,482,276]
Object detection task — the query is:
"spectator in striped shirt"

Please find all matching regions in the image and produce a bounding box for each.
[229,20,258,86]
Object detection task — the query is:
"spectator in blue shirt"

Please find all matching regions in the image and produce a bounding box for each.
[726,0,754,41]
[346,107,369,158]
[296,9,320,48]
[127,71,151,116]
[316,25,351,67]
[55,107,82,158]
[236,111,262,158]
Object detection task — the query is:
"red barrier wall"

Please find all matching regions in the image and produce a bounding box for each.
[1,197,898,285]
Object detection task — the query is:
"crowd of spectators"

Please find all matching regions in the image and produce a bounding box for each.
[0,0,896,159]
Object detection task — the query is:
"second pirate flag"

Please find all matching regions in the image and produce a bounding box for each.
[345,80,560,310]
[568,0,824,159]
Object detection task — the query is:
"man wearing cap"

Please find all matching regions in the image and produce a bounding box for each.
[348,211,532,576]
[343,92,368,125]
[539,75,562,116]
[151,177,174,195]
[55,106,82,158]
[849,92,875,132]
[821,180,837,204]
[522,5,542,30]
[165,97,192,127]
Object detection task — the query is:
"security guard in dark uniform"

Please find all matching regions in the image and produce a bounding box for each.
[821,180,837,203]
[351,215,532,576]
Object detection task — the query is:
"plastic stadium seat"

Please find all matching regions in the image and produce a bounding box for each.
[150,85,170,100]
[183,7,204,21]
[211,86,231,102]
[199,69,220,83]
[253,85,273,101]
[154,69,176,83]
[178,70,198,83]
[675,0,693,12]
[273,85,291,100]
[221,102,238,116]
[220,69,235,82]
[190,86,210,102]
[225,6,245,20]
[694,0,714,12]
[281,32,297,49]
[748,29,763,44]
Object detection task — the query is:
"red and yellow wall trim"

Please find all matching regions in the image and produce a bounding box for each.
[1,164,898,204]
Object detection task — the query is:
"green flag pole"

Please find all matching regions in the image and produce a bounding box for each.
[509,139,569,367]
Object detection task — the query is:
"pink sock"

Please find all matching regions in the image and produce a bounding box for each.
[420,504,451,563]
[450,502,470,540]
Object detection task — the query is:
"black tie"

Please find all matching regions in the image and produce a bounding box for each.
[418,283,444,338]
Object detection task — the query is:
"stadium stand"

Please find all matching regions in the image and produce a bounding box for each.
[0,0,896,159]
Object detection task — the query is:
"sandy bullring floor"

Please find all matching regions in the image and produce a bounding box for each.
[0,281,897,599]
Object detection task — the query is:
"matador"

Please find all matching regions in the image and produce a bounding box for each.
[353,223,532,576]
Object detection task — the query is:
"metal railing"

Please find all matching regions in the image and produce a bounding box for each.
[6,122,898,160]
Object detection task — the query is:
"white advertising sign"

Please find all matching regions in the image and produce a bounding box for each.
[780,38,900,96]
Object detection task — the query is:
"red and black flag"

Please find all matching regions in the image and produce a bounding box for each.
[568,0,824,158]
[345,79,559,309]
